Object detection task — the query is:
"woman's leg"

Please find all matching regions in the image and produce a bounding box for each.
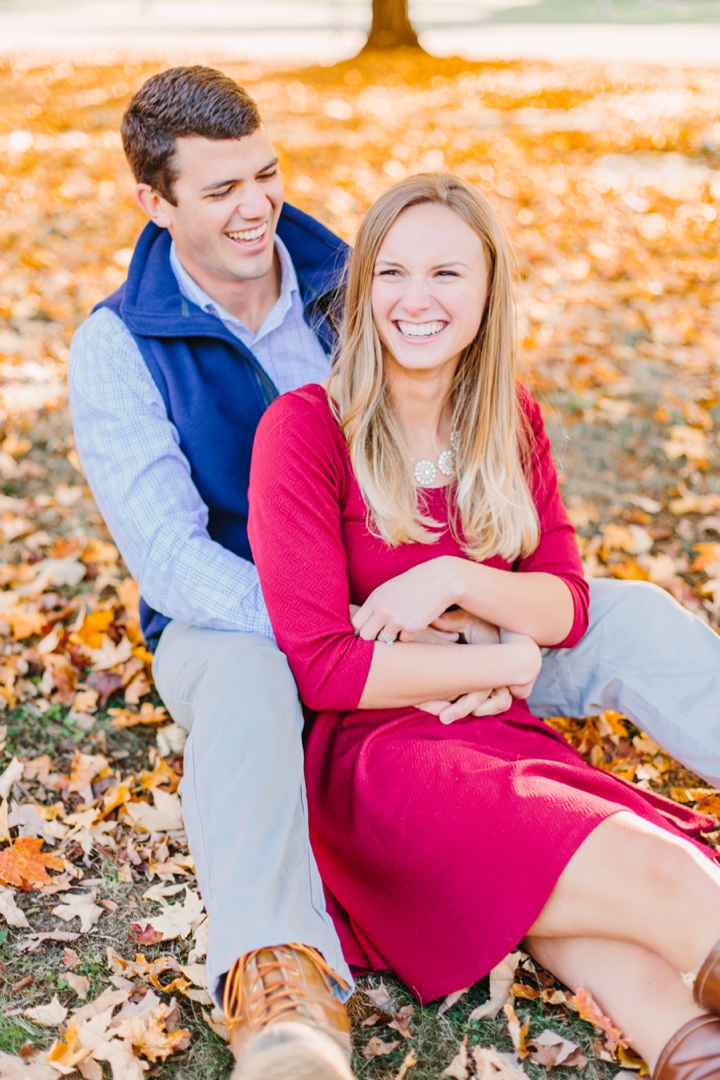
[529,811,720,975]
[525,935,706,1068]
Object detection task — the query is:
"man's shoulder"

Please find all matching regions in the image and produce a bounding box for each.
[278,203,347,255]
[69,305,158,401]
[277,204,349,295]
[71,305,137,357]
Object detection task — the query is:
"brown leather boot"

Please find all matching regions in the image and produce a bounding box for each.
[654,1015,720,1079]
[223,943,355,1080]
[695,941,720,1015]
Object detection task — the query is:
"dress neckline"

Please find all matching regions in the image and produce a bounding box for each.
[305,382,457,495]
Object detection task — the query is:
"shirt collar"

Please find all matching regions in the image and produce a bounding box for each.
[169,234,299,342]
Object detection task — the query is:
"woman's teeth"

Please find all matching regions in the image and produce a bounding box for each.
[396,321,446,338]
[226,223,267,243]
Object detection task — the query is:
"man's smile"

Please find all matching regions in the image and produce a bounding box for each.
[226,221,269,246]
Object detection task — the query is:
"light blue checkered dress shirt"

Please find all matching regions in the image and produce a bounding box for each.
[69,236,331,638]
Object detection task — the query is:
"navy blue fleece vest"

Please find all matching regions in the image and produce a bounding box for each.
[95,204,348,646]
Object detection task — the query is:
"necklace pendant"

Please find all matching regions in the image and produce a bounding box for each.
[437,449,454,477]
[414,459,437,486]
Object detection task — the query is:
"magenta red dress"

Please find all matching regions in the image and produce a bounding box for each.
[248,383,712,1003]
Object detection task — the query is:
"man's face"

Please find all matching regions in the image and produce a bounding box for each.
[145,127,284,287]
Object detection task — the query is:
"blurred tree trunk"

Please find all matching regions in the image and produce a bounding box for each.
[364,0,420,49]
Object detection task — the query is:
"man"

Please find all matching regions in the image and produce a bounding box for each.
[69,65,720,1080]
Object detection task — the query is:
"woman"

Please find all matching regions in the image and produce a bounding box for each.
[248,173,720,1078]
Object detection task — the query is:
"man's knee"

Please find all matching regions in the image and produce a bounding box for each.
[587,576,720,673]
[154,627,301,738]
[588,578,690,641]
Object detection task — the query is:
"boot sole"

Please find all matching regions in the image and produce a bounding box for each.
[231,1021,355,1080]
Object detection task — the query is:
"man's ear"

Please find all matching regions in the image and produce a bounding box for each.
[135,184,174,228]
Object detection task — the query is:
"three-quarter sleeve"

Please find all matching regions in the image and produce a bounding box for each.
[248,390,375,711]
[517,388,589,648]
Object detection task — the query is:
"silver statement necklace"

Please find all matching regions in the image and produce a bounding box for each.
[412,431,459,487]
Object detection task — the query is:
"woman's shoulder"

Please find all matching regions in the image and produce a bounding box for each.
[255,383,348,462]
[516,380,543,431]
[259,383,335,430]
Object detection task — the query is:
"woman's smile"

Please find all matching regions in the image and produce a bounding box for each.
[394,319,448,340]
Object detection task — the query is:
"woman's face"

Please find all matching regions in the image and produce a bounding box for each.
[371,202,489,378]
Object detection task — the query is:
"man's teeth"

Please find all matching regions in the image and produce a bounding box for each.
[397,321,446,337]
[227,224,267,242]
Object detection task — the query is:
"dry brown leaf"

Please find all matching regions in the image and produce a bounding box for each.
[504,1003,530,1059]
[442,1039,468,1079]
[52,893,104,933]
[202,1008,229,1041]
[123,671,152,706]
[0,885,30,928]
[388,1004,414,1039]
[0,758,24,800]
[527,1029,587,1068]
[438,987,469,1016]
[66,973,91,1000]
[77,1059,103,1080]
[362,1036,401,1060]
[72,689,99,714]
[114,1003,190,1062]
[91,1038,149,1080]
[0,799,10,844]
[394,1048,418,1080]
[469,951,524,1020]
[25,995,67,1027]
[122,790,183,834]
[67,751,109,796]
[16,931,80,953]
[72,987,131,1024]
[108,704,168,729]
[663,426,710,464]
[0,1050,58,1078]
[471,1046,527,1080]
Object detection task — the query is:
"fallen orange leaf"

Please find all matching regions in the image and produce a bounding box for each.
[572,986,626,1052]
[74,609,115,649]
[0,836,64,890]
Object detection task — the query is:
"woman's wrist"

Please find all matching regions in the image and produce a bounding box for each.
[443,556,480,611]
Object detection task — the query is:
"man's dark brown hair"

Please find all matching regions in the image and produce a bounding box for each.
[121,66,261,205]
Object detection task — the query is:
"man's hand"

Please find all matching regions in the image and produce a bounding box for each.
[351,557,461,642]
[426,608,500,646]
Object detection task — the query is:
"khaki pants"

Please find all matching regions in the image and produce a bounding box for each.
[152,623,353,1007]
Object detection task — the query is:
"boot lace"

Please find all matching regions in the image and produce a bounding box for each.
[222,943,348,1031]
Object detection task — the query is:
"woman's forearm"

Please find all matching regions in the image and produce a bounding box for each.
[451,560,575,646]
[357,638,542,710]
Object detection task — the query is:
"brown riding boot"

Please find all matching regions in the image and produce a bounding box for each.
[695,942,720,1015]
[654,1015,720,1080]
[223,943,355,1080]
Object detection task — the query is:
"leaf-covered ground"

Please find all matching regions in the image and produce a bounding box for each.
[0,48,719,1080]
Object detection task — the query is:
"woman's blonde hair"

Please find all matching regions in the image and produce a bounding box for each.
[328,172,539,562]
